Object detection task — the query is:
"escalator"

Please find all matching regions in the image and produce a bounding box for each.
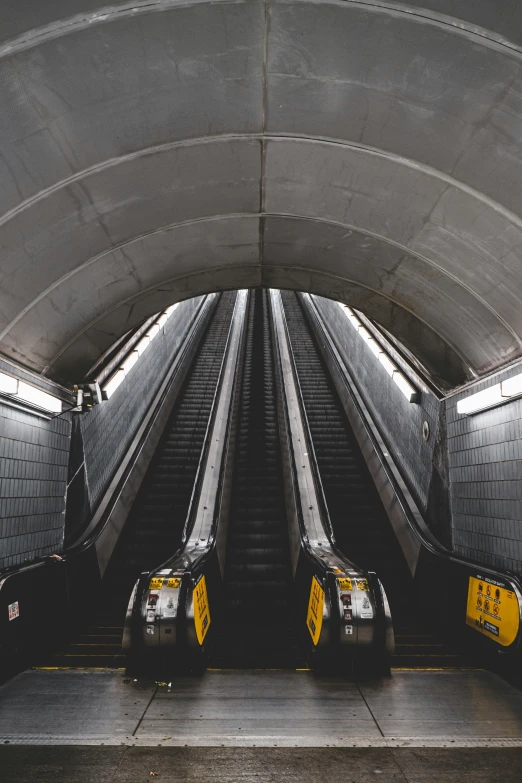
[211,290,300,668]
[8,289,521,677]
[280,291,469,668]
[42,292,238,668]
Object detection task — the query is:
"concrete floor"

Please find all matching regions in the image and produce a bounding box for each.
[1,668,522,747]
[2,746,522,783]
[2,669,522,781]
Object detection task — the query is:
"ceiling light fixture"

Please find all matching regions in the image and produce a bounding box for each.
[0,370,63,415]
[338,303,419,404]
[457,371,522,415]
[102,303,180,399]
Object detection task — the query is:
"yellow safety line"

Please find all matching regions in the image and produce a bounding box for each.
[34,667,476,672]
[391,667,484,671]
[206,668,311,672]
[33,666,126,671]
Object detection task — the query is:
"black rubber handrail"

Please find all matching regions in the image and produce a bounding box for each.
[303,294,522,605]
[0,295,217,586]
[269,292,351,579]
[68,294,216,556]
[144,289,249,580]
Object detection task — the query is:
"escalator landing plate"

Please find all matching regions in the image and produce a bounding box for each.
[1,669,522,748]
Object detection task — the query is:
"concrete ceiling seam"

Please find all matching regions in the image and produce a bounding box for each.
[9,210,517,369]
[38,221,477,371]
[2,134,519,335]
[35,221,508,386]
[4,209,498,327]
[48,259,469,389]
[1,0,521,59]
[2,134,522,230]
[1,0,522,388]
[1,137,519,373]
[3,0,520,219]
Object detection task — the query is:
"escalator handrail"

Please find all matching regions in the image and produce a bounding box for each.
[269,289,364,577]
[277,294,337,548]
[0,296,218,587]
[144,289,249,579]
[302,293,522,608]
[67,294,219,556]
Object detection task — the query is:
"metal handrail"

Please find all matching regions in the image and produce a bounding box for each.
[269,288,376,584]
[69,294,216,555]
[0,294,216,588]
[302,292,522,651]
[305,294,522,589]
[145,289,249,578]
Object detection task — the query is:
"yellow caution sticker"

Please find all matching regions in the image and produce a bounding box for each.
[306,576,325,646]
[166,578,181,589]
[149,577,164,590]
[356,579,369,591]
[337,577,353,591]
[193,575,211,645]
[466,575,520,647]
[332,568,343,574]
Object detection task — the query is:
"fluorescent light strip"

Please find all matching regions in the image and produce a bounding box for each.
[102,303,179,399]
[0,370,62,414]
[457,371,522,415]
[337,303,419,403]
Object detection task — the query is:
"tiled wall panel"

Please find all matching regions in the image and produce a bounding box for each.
[447,366,522,574]
[0,393,71,570]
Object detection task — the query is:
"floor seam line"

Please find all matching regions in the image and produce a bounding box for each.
[390,746,413,782]
[355,679,385,739]
[107,745,130,783]
[132,685,158,737]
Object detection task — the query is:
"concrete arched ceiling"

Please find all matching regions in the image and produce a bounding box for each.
[1,1,522,388]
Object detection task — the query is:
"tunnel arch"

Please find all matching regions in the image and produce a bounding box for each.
[2,0,522,388]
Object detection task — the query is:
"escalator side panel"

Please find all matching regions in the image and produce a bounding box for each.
[281,291,469,668]
[43,293,238,668]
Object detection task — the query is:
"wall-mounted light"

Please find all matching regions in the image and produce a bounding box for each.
[337,303,419,403]
[456,371,522,415]
[0,370,63,415]
[102,303,180,400]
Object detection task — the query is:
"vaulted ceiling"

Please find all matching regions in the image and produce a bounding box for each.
[1,0,522,388]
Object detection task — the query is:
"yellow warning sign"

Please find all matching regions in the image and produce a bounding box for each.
[337,577,353,591]
[166,578,181,589]
[466,575,520,647]
[306,576,325,646]
[356,579,369,591]
[149,577,164,590]
[193,575,211,645]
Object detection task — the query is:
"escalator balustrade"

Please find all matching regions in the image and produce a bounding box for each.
[42,292,238,668]
[281,291,469,669]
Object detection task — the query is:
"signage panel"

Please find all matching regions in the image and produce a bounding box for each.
[193,575,211,645]
[466,575,520,647]
[307,576,325,646]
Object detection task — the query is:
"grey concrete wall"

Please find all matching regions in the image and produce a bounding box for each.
[314,294,522,576]
[80,296,205,511]
[0,361,72,570]
[311,296,441,514]
[447,365,522,574]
